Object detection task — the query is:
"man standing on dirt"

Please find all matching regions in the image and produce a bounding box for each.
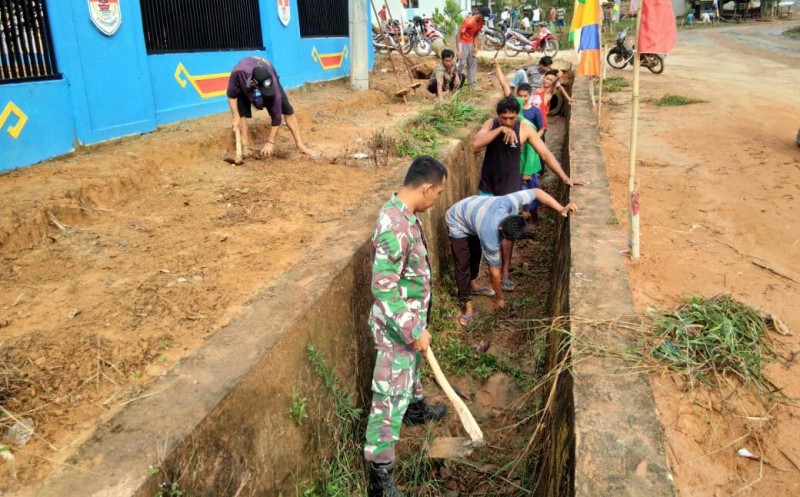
[226,56,318,158]
[472,96,584,292]
[427,49,465,101]
[458,7,490,88]
[364,156,449,497]
[447,189,577,325]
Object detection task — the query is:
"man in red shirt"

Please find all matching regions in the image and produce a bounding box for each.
[458,7,490,88]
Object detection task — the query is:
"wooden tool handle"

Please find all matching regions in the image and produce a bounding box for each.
[234,127,243,161]
[425,347,484,445]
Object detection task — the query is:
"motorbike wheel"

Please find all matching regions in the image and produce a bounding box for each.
[504,40,521,57]
[644,54,664,74]
[414,38,433,57]
[606,49,628,70]
[487,29,505,49]
[544,39,559,57]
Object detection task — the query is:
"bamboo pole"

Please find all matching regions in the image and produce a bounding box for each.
[597,2,605,125]
[627,0,644,259]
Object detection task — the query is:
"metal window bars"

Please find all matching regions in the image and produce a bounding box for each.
[0,0,59,84]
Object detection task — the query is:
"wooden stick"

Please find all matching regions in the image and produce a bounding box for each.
[234,127,243,164]
[382,1,416,84]
[425,347,484,445]
[626,1,644,259]
[369,0,403,91]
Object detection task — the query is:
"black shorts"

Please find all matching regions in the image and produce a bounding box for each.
[236,86,294,119]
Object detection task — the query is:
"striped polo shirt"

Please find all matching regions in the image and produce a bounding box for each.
[445,190,536,267]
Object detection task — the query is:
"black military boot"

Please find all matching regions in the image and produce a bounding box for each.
[368,461,403,497]
[402,398,447,426]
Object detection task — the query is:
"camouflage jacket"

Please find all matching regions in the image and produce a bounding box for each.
[368,194,432,347]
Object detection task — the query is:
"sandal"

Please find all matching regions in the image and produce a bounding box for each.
[470,287,496,297]
[501,279,516,292]
[458,313,474,327]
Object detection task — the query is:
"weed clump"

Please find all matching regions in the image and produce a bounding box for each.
[646,294,779,393]
[601,76,629,93]
[651,93,707,106]
[301,344,365,496]
[396,94,487,157]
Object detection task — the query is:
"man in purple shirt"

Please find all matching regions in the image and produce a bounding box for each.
[227,56,318,157]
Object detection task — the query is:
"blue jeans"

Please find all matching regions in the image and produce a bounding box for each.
[521,175,540,212]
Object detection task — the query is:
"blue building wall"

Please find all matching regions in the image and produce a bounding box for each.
[0,0,374,172]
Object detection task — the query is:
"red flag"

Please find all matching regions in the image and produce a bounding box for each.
[638,0,677,54]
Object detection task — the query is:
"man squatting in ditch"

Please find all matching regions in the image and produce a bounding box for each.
[364,156,451,497]
[226,55,319,158]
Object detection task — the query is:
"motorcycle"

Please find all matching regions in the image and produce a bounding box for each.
[503,23,559,58]
[409,16,442,56]
[372,20,411,55]
[481,24,505,50]
[606,28,664,74]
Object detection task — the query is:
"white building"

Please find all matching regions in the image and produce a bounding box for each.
[371,0,473,22]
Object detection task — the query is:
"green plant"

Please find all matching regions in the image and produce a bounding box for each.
[155,482,183,497]
[302,344,365,496]
[287,388,309,426]
[437,336,524,381]
[606,215,619,226]
[431,0,464,46]
[651,94,707,106]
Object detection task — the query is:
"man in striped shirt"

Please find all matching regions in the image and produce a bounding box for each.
[446,189,577,326]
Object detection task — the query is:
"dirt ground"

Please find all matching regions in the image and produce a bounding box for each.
[0,55,450,492]
[598,21,800,496]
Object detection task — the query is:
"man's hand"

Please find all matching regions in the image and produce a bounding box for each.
[494,299,506,311]
[559,202,578,217]
[500,127,518,145]
[261,141,274,157]
[563,177,589,187]
[231,115,241,132]
[413,329,432,352]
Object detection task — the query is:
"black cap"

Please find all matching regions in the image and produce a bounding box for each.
[252,66,276,97]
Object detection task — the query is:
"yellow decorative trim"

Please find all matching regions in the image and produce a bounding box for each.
[311,45,349,70]
[174,62,230,99]
[0,101,28,139]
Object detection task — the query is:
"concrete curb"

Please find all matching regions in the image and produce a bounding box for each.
[568,79,675,497]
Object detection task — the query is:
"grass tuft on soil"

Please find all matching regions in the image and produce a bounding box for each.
[600,76,630,93]
[644,294,779,394]
[650,93,707,107]
[783,26,800,39]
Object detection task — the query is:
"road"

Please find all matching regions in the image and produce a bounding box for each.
[598,21,800,497]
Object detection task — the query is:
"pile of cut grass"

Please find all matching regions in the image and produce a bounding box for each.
[645,294,779,394]
[651,93,707,106]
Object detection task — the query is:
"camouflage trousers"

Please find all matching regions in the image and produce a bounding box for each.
[363,343,424,464]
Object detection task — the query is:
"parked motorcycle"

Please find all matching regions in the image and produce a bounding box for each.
[606,28,664,74]
[481,24,505,50]
[409,16,442,56]
[372,20,411,54]
[503,23,559,58]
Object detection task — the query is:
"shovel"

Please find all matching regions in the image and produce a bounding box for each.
[425,346,484,459]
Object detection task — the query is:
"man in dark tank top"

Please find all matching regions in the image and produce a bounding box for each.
[471,96,587,291]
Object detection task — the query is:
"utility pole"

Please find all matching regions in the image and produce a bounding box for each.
[349,0,369,90]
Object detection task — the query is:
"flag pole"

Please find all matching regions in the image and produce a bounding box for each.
[627,0,644,259]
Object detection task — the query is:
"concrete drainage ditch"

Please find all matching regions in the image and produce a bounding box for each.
[27,81,673,497]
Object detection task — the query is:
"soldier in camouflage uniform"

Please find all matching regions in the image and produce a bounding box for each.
[364,156,450,497]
